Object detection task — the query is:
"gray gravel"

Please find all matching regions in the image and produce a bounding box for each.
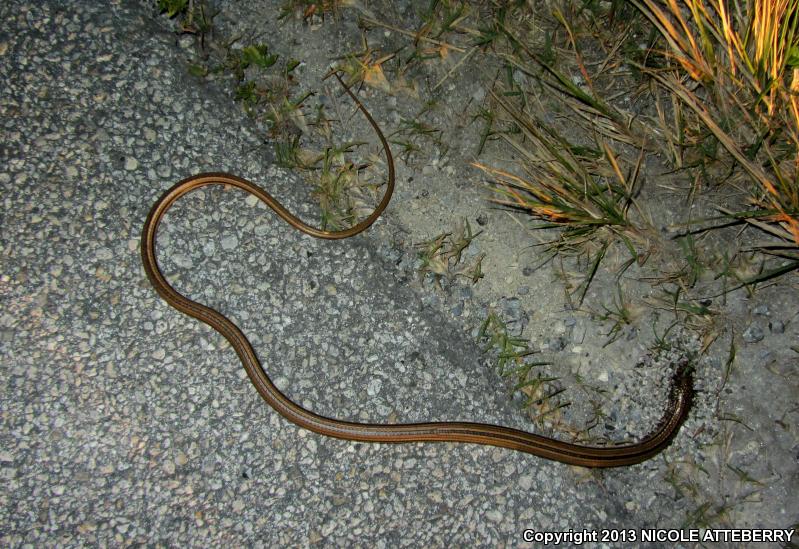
[1,1,796,547]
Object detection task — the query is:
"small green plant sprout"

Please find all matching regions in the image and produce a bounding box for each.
[416,218,486,288]
[157,0,188,18]
[239,44,279,71]
[266,92,312,137]
[569,372,611,443]
[405,0,472,62]
[389,139,423,163]
[462,252,485,284]
[478,310,538,376]
[274,134,304,169]
[211,41,310,143]
[224,43,280,82]
[676,233,704,289]
[357,14,467,68]
[596,282,635,347]
[315,161,360,230]
[427,0,470,40]
[417,231,451,282]
[646,284,717,335]
[471,107,497,157]
[388,102,449,162]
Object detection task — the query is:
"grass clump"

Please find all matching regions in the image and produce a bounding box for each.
[311,144,384,230]
[478,311,570,428]
[416,218,485,288]
[632,0,799,249]
[473,88,647,305]
[473,102,642,236]
[389,102,449,162]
